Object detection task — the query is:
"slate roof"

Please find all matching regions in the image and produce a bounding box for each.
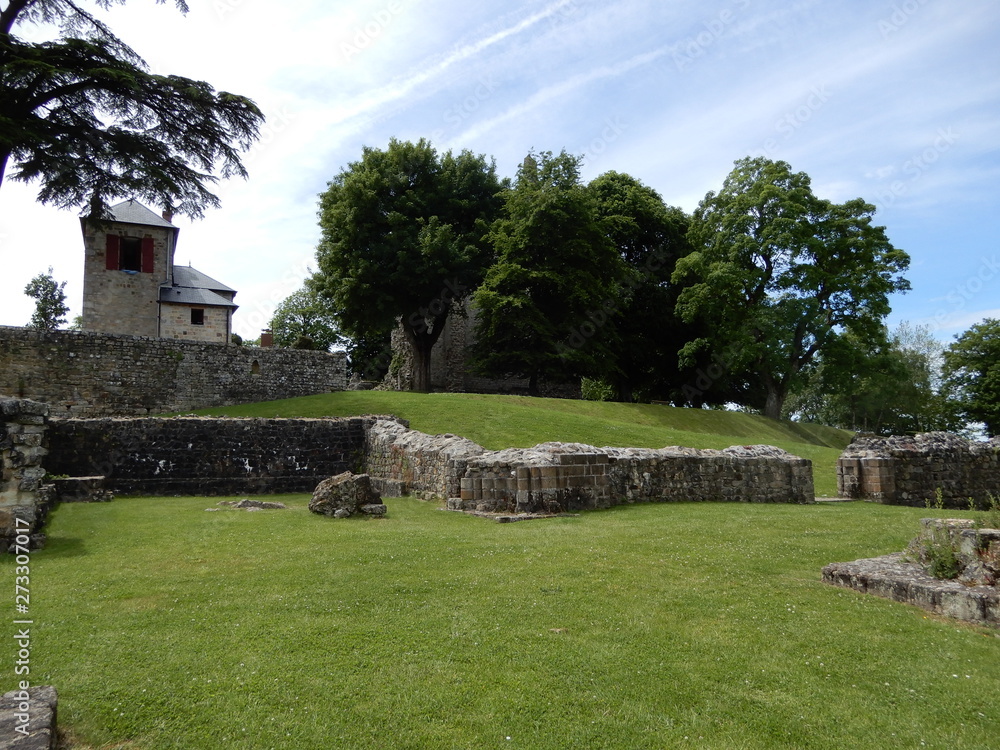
[159,285,237,308]
[160,265,238,309]
[172,265,236,294]
[108,199,176,228]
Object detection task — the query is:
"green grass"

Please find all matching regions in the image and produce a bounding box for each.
[189,392,852,497]
[6,497,999,749]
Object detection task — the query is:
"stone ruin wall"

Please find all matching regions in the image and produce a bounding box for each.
[0,325,347,417]
[384,307,581,398]
[4,409,815,544]
[0,399,55,550]
[364,417,485,499]
[365,420,815,513]
[45,416,371,496]
[837,432,1000,508]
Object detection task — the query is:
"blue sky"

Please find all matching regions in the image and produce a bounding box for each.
[1,0,997,343]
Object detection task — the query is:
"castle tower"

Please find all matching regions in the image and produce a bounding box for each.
[81,199,177,338]
[80,199,238,343]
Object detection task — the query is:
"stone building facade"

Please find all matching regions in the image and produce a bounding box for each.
[81,200,237,342]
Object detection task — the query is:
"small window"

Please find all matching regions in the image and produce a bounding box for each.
[191,309,205,326]
[251,360,261,376]
[120,238,142,271]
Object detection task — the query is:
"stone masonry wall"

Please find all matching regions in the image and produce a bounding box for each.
[837,432,1000,508]
[0,326,347,417]
[3,410,813,540]
[0,399,55,550]
[365,422,815,513]
[364,417,486,499]
[46,416,371,496]
[385,307,581,398]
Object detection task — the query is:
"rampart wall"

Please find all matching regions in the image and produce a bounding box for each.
[837,432,1000,508]
[0,326,347,417]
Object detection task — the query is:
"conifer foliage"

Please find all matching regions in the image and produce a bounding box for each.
[0,0,263,219]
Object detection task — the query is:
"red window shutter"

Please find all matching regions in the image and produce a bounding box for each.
[141,238,155,273]
[105,235,120,270]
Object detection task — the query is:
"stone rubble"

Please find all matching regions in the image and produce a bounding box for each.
[309,472,387,518]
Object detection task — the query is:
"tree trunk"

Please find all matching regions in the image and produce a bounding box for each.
[528,371,539,397]
[615,378,633,404]
[762,377,787,421]
[402,310,448,393]
[410,337,435,393]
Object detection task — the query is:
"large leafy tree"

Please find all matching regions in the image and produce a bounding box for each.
[588,171,694,403]
[23,265,68,330]
[313,138,503,392]
[789,323,961,435]
[270,286,343,352]
[471,151,622,395]
[1,0,263,219]
[943,318,1000,436]
[674,156,910,419]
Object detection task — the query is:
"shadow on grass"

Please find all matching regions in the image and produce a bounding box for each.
[38,536,88,559]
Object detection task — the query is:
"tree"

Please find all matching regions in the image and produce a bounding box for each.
[270,286,343,352]
[673,156,910,419]
[944,318,1000,436]
[588,171,692,402]
[788,323,961,434]
[23,265,68,330]
[471,151,622,395]
[1,0,263,219]
[314,138,503,392]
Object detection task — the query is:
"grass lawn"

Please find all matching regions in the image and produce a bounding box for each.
[189,392,852,497]
[5,496,998,749]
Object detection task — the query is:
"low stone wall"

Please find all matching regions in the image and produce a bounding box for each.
[8,409,815,526]
[0,326,347,417]
[0,398,55,550]
[364,418,485,499]
[46,416,370,496]
[365,423,814,513]
[837,432,1000,508]
[823,518,1000,628]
